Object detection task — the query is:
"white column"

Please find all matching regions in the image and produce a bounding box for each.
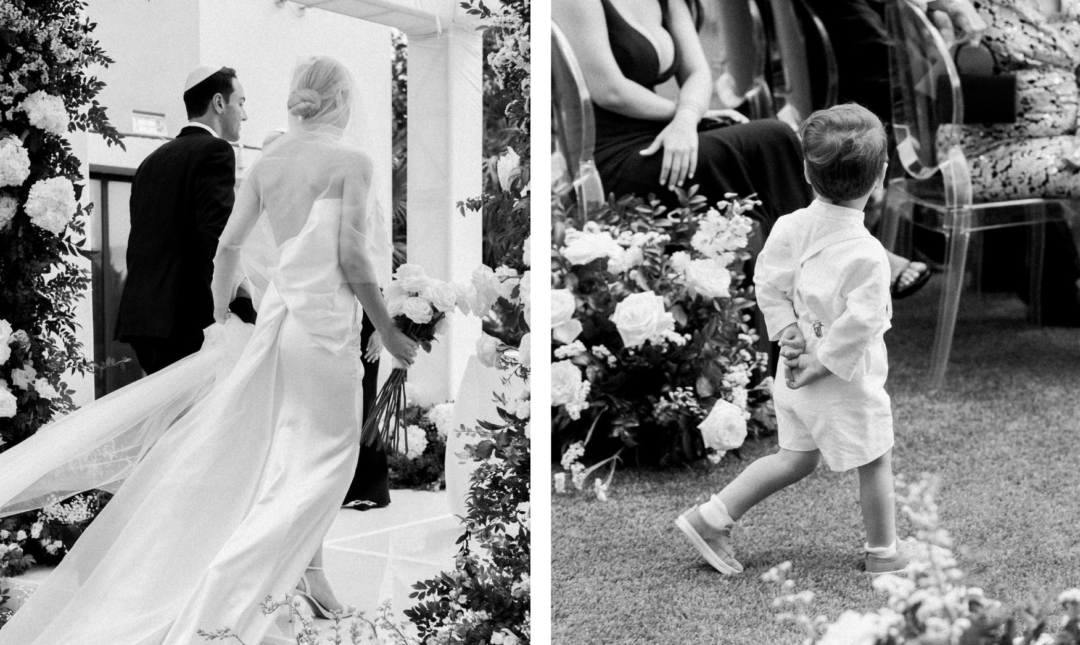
[404,24,482,405]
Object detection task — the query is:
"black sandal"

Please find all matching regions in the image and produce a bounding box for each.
[891,261,932,300]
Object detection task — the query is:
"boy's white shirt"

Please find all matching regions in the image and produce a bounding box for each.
[755,199,893,382]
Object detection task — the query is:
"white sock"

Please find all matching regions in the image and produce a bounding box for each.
[864,539,897,558]
[698,495,733,530]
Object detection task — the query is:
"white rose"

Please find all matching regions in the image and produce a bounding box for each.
[494,265,519,299]
[10,365,36,390]
[34,378,59,400]
[561,229,622,265]
[698,399,747,452]
[551,288,582,344]
[606,246,646,274]
[424,280,458,312]
[15,530,26,542]
[519,270,531,321]
[385,281,408,317]
[401,296,433,324]
[522,235,531,266]
[469,265,503,317]
[517,332,531,369]
[452,281,476,316]
[0,381,15,418]
[610,291,674,348]
[26,176,77,236]
[476,332,500,367]
[403,424,428,459]
[496,147,520,193]
[20,91,70,136]
[0,193,17,230]
[684,259,732,299]
[393,264,431,294]
[551,360,585,407]
[0,137,31,188]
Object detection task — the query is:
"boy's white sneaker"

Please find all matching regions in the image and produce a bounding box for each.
[675,506,743,575]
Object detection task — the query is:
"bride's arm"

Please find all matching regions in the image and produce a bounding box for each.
[211,173,261,322]
[340,155,418,366]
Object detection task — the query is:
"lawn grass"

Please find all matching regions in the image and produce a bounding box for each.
[552,279,1080,645]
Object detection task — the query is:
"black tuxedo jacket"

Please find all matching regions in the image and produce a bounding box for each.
[116,126,236,342]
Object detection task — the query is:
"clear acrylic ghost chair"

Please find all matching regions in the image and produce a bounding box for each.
[764,0,839,124]
[695,0,776,119]
[880,0,1080,388]
[552,22,605,214]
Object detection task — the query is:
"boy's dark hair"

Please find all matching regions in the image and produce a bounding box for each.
[183,67,238,119]
[799,103,888,202]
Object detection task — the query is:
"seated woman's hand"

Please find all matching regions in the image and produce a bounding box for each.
[640,112,700,191]
[383,328,419,367]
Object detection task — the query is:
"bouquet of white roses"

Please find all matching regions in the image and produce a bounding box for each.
[361,263,505,452]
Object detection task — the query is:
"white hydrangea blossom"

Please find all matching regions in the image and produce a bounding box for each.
[20,90,69,136]
[402,424,428,459]
[0,136,31,188]
[25,176,77,235]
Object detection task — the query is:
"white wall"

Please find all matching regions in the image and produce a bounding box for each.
[69,0,394,402]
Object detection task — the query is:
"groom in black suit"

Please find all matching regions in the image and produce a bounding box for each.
[116,66,250,375]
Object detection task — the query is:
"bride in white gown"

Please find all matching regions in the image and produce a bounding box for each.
[0,56,417,645]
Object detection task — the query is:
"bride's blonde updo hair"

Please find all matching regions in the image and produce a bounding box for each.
[286,56,354,126]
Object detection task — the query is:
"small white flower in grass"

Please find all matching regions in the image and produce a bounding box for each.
[0,380,16,418]
[34,378,58,400]
[0,136,30,188]
[817,610,896,645]
[699,399,747,455]
[402,424,428,459]
[20,91,69,136]
[553,472,567,493]
[11,365,36,390]
[592,477,609,502]
[1059,589,1080,606]
[401,296,433,324]
[0,193,17,230]
[26,176,77,236]
[610,291,675,348]
[570,462,587,490]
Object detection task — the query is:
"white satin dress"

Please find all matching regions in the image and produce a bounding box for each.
[0,127,387,645]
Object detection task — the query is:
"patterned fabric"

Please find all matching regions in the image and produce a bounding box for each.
[937,0,1080,199]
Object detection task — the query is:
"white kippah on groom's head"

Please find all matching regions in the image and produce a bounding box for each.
[184,65,224,93]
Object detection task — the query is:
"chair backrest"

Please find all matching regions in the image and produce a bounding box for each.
[551,22,605,211]
[743,0,777,119]
[883,0,963,180]
[764,0,839,123]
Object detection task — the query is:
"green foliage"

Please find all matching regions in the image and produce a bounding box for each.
[0,0,123,453]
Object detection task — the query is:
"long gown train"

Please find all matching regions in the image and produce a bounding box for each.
[0,200,365,645]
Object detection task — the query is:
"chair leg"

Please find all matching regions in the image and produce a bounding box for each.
[1026,222,1046,325]
[879,189,908,252]
[930,224,971,389]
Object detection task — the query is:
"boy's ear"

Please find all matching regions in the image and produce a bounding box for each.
[878,161,889,185]
[803,159,813,186]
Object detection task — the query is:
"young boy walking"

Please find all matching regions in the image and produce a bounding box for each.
[676,103,908,575]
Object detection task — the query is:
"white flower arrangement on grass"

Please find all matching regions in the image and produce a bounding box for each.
[552,189,774,495]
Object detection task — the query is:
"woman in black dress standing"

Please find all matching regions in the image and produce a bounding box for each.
[554,0,811,234]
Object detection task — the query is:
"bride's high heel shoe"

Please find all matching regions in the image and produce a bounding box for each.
[293,566,357,619]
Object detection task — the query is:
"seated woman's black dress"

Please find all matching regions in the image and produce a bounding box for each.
[593,0,811,233]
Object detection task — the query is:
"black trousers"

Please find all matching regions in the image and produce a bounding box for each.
[343,312,391,507]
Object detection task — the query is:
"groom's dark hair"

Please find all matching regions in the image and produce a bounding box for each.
[184,67,238,119]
